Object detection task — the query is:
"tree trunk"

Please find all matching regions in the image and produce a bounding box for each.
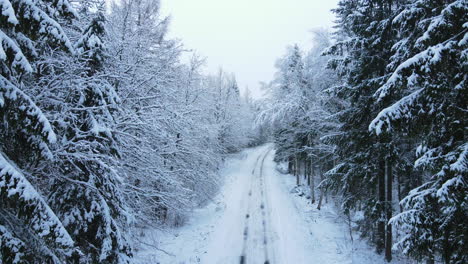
[385,160,392,262]
[311,162,316,204]
[317,190,324,210]
[295,156,299,186]
[427,254,435,264]
[317,162,327,210]
[347,211,354,242]
[377,159,386,254]
[397,169,403,213]
[288,156,293,174]
[325,159,336,205]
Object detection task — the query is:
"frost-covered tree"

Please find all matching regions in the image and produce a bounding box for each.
[0,0,76,162]
[369,1,468,263]
[0,0,263,262]
[75,12,107,73]
[259,0,466,263]
[105,0,253,232]
[105,0,194,227]
[204,70,251,153]
[259,35,342,203]
[262,44,308,168]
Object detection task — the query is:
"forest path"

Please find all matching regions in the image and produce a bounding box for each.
[200,144,348,264]
[137,144,384,264]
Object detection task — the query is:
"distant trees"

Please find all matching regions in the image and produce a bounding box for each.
[259,30,342,211]
[261,0,467,263]
[1,0,258,262]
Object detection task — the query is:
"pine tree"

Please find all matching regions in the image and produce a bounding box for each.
[75,12,107,73]
[0,0,80,262]
[0,152,77,263]
[370,1,468,262]
[267,45,308,172]
[323,0,401,258]
[43,10,133,263]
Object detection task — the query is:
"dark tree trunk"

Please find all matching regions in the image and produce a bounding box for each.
[288,156,293,174]
[311,162,316,204]
[295,156,299,186]
[377,159,386,254]
[397,168,402,213]
[426,256,435,264]
[385,160,392,262]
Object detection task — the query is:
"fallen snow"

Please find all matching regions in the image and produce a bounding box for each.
[134,144,412,264]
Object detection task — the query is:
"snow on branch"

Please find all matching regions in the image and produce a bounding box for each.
[44,0,79,18]
[0,153,75,256]
[0,0,18,25]
[0,76,57,158]
[369,88,423,135]
[375,42,454,100]
[18,0,74,52]
[0,30,32,73]
[0,225,27,263]
[435,143,467,201]
[449,143,468,173]
[416,0,467,48]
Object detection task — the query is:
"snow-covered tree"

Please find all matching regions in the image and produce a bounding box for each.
[75,12,107,73]
[262,44,308,167]
[104,0,254,232]
[259,33,342,206]
[0,0,81,262]
[322,0,402,259]
[104,0,193,227]
[256,0,466,263]
[42,9,132,262]
[369,1,468,263]
[204,70,251,153]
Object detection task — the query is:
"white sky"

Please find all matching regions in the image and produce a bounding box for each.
[161,0,339,98]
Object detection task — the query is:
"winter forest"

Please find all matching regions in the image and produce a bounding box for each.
[0,0,466,264]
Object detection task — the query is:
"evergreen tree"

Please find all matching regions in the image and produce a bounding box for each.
[0,0,80,262]
[44,10,133,263]
[323,0,401,259]
[370,1,468,262]
[267,45,307,168]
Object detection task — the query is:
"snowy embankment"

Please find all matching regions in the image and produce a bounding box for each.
[270,166,412,264]
[134,144,411,264]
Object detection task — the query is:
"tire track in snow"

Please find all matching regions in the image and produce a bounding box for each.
[258,148,273,264]
[240,151,263,264]
[240,147,272,264]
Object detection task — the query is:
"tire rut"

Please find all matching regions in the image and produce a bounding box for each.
[240,147,272,264]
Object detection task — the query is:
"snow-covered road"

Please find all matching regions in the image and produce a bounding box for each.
[136,144,395,264]
[201,144,332,264]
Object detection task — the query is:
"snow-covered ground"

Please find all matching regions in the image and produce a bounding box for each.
[135,144,412,264]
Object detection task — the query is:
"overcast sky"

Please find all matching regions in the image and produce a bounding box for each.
[161,0,339,98]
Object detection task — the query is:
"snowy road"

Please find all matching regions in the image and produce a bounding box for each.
[136,144,391,264]
[200,144,348,264]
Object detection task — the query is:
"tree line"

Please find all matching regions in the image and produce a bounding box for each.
[260,0,466,263]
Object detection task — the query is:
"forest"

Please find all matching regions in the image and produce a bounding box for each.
[0,0,466,264]
[260,0,467,263]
